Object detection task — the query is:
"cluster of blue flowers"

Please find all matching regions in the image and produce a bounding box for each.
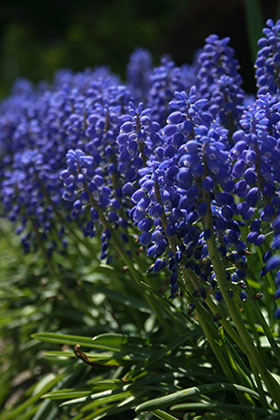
[2,19,280,317]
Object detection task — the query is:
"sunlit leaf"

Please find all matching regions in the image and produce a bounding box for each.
[136,383,259,412]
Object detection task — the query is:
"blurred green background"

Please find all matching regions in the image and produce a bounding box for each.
[0,0,279,97]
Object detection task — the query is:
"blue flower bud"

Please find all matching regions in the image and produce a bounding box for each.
[266,255,280,271]
[163,125,177,137]
[73,199,82,213]
[147,244,158,257]
[215,291,223,301]
[166,223,176,236]
[153,258,164,272]
[138,218,153,232]
[108,211,118,223]
[275,306,280,320]
[232,159,245,177]
[256,234,265,246]
[167,111,184,124]
[247,231,258,244]
[131,188,145,203]
[239,291,248,301]
[93,174,104,186]
[139,231,152,245]
[274,288,280,300]
[272,216,280,231]
[122,182,134,195]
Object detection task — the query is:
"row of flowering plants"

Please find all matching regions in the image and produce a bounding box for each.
[1,18,280,420]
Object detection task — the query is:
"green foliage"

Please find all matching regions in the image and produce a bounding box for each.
[1,214,280,419]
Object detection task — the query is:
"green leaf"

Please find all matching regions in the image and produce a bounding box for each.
[81,390,132,412]
[89,285,151,313]
[135,383,259,412]
[72,391,146,420]
[123,330,201,382]
[10,405,40,420]
[142,330,200,369]
[0,373,65,420]
[42,350,130,366]
[32,332,151,351]
[42,389,91,400]
[42,351,76,358]
[264,414,280,420]
[91,333,151,349]
[134,414,154,420]
[152,409,180,420]
[58,389,134,412]
[87,379,122,391]
[170,402,277,416]
[32,399,59,420]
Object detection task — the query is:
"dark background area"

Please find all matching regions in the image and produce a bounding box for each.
[0,0,279,97]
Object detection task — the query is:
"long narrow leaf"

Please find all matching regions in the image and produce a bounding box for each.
[170,402,277,416]
[88,285,151,313]
[0,373,65,420]
[152,409,180,420]
[42,389,91,400]
[135,383,259,412]
[32,332,151,351]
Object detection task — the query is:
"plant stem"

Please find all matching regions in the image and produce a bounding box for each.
[154,179,254,391]
[37,176,95,254]
[195,308,236,382]
[202,189,280,408]
[182,266,250,354]
[178,270,244,385]
[85,185,174,334]
[30,217,95,319]
[247,284,280,367]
